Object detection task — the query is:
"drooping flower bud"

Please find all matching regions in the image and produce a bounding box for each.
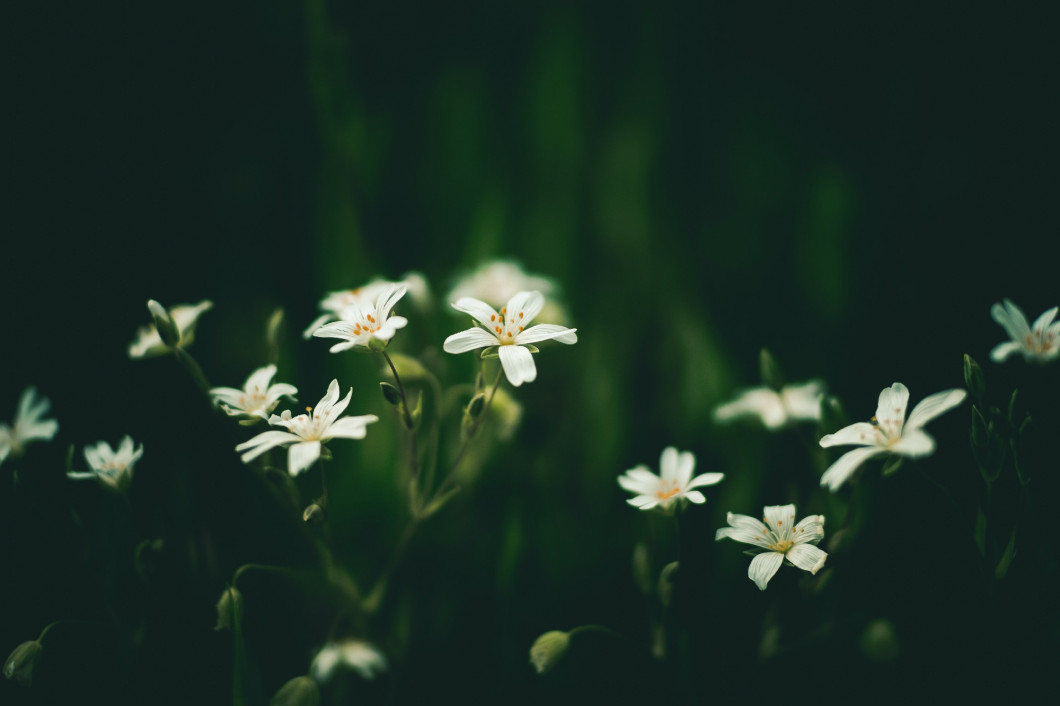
[215,586,243,631]
[3,640,43,686]
[147,300,180,348]
[529,630,570,674]
[268,675,320,706]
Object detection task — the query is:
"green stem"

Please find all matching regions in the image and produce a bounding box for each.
[430,367,504,504]
[174,347,212,398]
[381,351,421,491]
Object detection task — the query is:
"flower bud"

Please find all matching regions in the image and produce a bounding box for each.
[303,503,325,523]
[657,561,679,608]
[859,619,899,663]
[269,676,320,706]
[379,382,402,406]
[466,393,486,419]
[3,640,42,686]
[529,630,570,674]
[962,354,985,401]
[215,586,243,631]
[147,300,180,347]
[759,348,785,391]
[631,542,652,595]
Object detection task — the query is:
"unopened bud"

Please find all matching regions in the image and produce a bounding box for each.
[631,542,652,595]
[657,561,679,608]
[963,354,985,401]
[759,348,785,391]
[529,630,570,674]
[148,300,180,347]
[269,675,320,706]
[466,393,486,419]
[303,503,325,523]
[215,586,243,631]
[379,382,402,406]
[3,640,43,686]
[859,619,899,663]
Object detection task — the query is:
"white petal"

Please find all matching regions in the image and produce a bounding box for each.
[375,284,408,319]
[497,345,537,386]
[875,383,910,431]
[515,324,578,345]
[210,387,246,407]
[628,496,660,510]
[905,389,966,430]
[715,514,771,547]
[792,514,826,544]
[819,422,882,448]
[246,365,277,391]
[288,441,322,476]
[326,415,379,440]
[763,505,797,537]
[748,551,785,590]
[266,383,298,405]
[990,341,1023,362]
[991,300,1030,340]
[675,450,696,487]
[236,430,300,463]
[780,381,825,421]
[452,297,501,328]
[684,490,706,504]
[786,544,827,574]
[713,388,786,428]
[686,472,724,490]
[890,429,936,457]
[820,447,887,491]
[1032,306,1059,338]
[504,291,545,324]
[443,327,498,354]
[303,313,333,339]
[658,447,680,482]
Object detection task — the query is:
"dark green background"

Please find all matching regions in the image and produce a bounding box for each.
[5,1,1058,703]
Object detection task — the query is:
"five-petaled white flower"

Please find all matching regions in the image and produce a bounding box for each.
[210,365,298,424]
[617,446,724,511]
[128,299,213,359]
[715,505,827,590]
[713,380,825,430]
[990,299,1060,364]
[818,382,966,491]
[448,260,568,325]
[0,387,59,466]
[443,291,577,386]
[312,284,409,352]
[311,639,387,682]
[304,276,423,338]
[235,380,378,476]
[67,436,143,492]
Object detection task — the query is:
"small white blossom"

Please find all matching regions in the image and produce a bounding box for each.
[713,380,825,429]
[715,505,827,590]
[990,299,1060,364]
[0,387,59,466]
[617,446,724,510]
[128,299,213,359]
[443,291,577,386]
[311,639,387,682]
[819,382,966,491]
[312,284,409,352]
[448,260,569,325]
[304,275,422,338]
[67,436,142,491]
[235,380,378,476]
[210,365,298,423]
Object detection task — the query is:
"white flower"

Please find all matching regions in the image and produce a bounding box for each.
[128,299,213,359]
[713,380,825,429]
[235,380,378,476]
[210,365,298,423]
[448,260,569,325]
[617,446,724,510]
[990,299,1060,364]
[0,387,59,466]
[304,276,421,338]
[442,291,577,386]
[311,284,409,352]
[818,382,966,491]
[715,505,827,590]
[311,639,387,682]
[67,436,142,491]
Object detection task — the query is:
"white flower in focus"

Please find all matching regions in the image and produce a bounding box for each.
[819,382,966,491]
[715,505,827,590]
[67,436,142,491]
[713,380,825,429]
[442,291,577,386]
[210,365,298,423]
[235,380,378,476]
[312,284,409,352]
[128,299,213,359]
[304,275,423,338]
[0,387,59,466]
[448,260,569,325]
[990,299,1060,364]
[617,446,724,510]
[311,639,387,682]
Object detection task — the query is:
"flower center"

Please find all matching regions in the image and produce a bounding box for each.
[655,482,681,501]
[489,307,526,345]
[770,539,794,553]
[350,313,381,337]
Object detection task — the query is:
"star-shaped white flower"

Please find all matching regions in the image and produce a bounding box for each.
[617,446,724,510]
[67,436,143,492]
[990,299,1059,364]
[304,276,423,338]
[443,291,577,386]
[235,380,378,476]
[715,505,827,590]
[312,284,409,352]
[818,382,966,491]
[713,380,825,430]
[128,300,213,359]
[210,365,298,424]
[311,639,387,682]
[0,387,59,466]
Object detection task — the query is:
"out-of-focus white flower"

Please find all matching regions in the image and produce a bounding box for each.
[210,365,298,423]
[715,505,827,590]
[0,387,59,466]
[819,382,966,491]
[235,380,377,476]
[443,291,577,386]
[304,275,423,338]
[67,436,142,491]
[617,446,724,511]
[311,639,387,682]
[713,380,825,429]
[128,300,213,359]
[448,260,568,325]
[312,284,408,352]
[990,299,1060,364]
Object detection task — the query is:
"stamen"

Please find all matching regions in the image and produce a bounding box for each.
[367,314,376,323]
[518,312,524,319]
